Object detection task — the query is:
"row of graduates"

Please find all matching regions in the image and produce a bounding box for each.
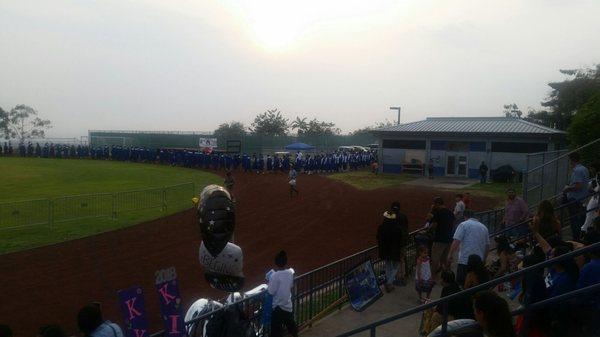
[1,142,101,159]
[3,142,376,173]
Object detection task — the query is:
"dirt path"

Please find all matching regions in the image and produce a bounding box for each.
[0,172,500,335]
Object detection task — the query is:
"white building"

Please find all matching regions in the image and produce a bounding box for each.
[371,117,566,178]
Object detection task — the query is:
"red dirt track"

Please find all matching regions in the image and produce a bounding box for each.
[0,173,499,335]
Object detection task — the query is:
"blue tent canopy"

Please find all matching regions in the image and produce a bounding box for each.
[284,142,315,151]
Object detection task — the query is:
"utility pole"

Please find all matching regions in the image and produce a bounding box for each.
[390,106,401,125]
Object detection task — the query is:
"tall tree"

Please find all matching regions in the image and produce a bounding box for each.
[250,109,289,136]
[290,117,308,135]
[503,103,522,118]
[0,104,52,143]
[350,120,395,136]
[213,121,246,139]
[567,91,600,148]
[291,117,339,136]
[528,65,600,130]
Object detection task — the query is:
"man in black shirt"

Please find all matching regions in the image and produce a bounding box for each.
[427,197,455,279]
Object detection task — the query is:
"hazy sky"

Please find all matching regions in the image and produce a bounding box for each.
[1,0,599,137]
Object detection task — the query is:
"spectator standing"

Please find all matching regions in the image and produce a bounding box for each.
[453,194,466,225]
[531,200,561,239]
[514,249,549,337]
[463,192,472,210]
[563,152,590,241]
[582,165,599,234]
[415,245,434,302]
[426,197,455,279]
[268,251,298,337]
[502,188,529,234]
[77,304,124,337]
[224,171,235,195]
[473,291,516,337]
[479,161,489,184]
[288,166,298,197]
[428,159,434,179]
[447,210,490,287]
[377,202,409,291]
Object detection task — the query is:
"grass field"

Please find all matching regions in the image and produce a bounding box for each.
[0,157,221,202]
[0,157,221,253]
[327,171,418,190]
[465,182,522,198]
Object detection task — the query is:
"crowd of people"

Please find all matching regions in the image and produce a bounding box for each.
[2,143,597,336]
[376,153,600,337]
[1,142,377,174]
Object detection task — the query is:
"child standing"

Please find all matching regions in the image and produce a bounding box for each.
[415,245,435,303]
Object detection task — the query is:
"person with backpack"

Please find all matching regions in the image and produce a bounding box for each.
[377,201,409,292]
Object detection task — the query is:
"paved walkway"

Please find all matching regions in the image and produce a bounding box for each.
[301,278,442,337]
[401,177,479,190]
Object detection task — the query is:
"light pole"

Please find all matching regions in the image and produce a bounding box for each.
[390,106,401,125]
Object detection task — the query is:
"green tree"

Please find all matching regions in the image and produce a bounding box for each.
[503,103,522,118]
[528,65,600,130]
[213,121,246,140]
[350,120,395,136]
[290,117,308,135]
[250,109,289,136]
[292,117,339,136]
[0,104,52,143]
[567,91,600,148]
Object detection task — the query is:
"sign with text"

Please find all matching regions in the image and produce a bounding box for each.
[199,138,217,148]
[345,260,382,312]
[155,267,186,337]
[118,286,150,337]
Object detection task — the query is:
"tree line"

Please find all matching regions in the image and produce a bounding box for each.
[2,63,598,147]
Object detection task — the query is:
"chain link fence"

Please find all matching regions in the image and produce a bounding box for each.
[0,182,196,230]
[523,138,600,206]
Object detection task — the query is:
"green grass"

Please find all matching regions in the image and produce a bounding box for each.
[0,157,221,253]
[327,170,418,190]
[0,157,220,202]
[464,182,522,198]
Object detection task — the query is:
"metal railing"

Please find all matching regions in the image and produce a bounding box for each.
[523,137,600,206]
[149,190,598,337]
[0,182,196,230]
[336,241,600,337]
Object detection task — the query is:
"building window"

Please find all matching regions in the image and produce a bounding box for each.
[447,141,469,152]
[382,139,426,149]
[491,142,547,153]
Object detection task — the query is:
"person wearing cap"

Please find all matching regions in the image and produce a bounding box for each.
[427,197,455,279]
[377,201,409,291]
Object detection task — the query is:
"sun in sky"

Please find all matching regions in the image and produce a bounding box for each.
[236,0,400,52]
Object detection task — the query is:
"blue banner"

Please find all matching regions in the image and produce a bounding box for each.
[118,286,150,337]
[155,267,186,337]
[345,260,383,311]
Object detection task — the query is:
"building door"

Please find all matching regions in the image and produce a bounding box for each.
[446,152,468,177]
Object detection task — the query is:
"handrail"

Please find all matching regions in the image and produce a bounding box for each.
[489,190,598,238]
[526,137,600,174]
[335,241,600,337]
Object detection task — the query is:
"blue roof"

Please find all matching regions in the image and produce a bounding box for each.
[285,142,315,150]
[373,117,565,135]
